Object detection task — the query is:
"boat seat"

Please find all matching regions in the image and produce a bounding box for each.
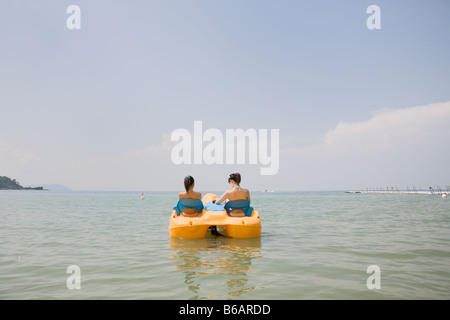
[173,198,204,216]
[224,199,253,217]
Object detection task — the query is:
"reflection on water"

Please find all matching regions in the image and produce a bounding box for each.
[169,233,262,299]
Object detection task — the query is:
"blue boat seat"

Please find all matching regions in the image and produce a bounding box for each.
[173,198,204,216]
[224,199,253,217]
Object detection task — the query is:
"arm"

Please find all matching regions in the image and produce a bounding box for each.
[215,190,230,204]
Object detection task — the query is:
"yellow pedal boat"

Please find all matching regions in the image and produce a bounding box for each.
[169,193,261,238]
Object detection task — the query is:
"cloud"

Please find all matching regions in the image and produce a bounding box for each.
[0,141,41,185]
[78,103,450,191]
[321,102,450,156]
[0,141,40,164]
[4,102,449,191]
[281,101,450,190]
[121,133,172,161]
[56,134,175,190]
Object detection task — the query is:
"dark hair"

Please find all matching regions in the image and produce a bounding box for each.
[228,172,241,185]
[184,175,194,192]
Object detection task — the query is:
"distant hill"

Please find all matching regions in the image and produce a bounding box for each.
[0,176,23,190]
[0,176,43,190]
[40,184,72,191]
[1,176,71,191]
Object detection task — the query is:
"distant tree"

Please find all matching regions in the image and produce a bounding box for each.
[0,176,24,190]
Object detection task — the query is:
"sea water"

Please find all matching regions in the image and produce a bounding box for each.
[0,190,449,299]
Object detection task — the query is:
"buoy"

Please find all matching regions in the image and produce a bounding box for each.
[442,193,447,198]
[140,192,145,200]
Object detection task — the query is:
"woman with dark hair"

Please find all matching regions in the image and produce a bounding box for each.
[214,172,250,208]
[179,175,201,200]
[174,175,202,217]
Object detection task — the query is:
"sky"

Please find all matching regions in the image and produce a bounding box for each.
[1,0,449,191]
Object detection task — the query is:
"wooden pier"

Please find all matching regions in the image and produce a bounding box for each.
[346,186,449,196]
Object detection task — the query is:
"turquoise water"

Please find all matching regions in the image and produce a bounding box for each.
[0,190,449,299]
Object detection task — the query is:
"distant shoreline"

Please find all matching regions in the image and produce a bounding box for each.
[0,186,46,191]
[22,186,45,191]
[0,176,49,190]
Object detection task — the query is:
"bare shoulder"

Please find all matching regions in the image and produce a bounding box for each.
[224,189,233,197]
[193,191,202,200]
[242,188,251,200]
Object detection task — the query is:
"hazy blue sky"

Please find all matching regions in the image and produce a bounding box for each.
[1,0,449,191]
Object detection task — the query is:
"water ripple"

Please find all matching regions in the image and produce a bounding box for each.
[1,191,449,299]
